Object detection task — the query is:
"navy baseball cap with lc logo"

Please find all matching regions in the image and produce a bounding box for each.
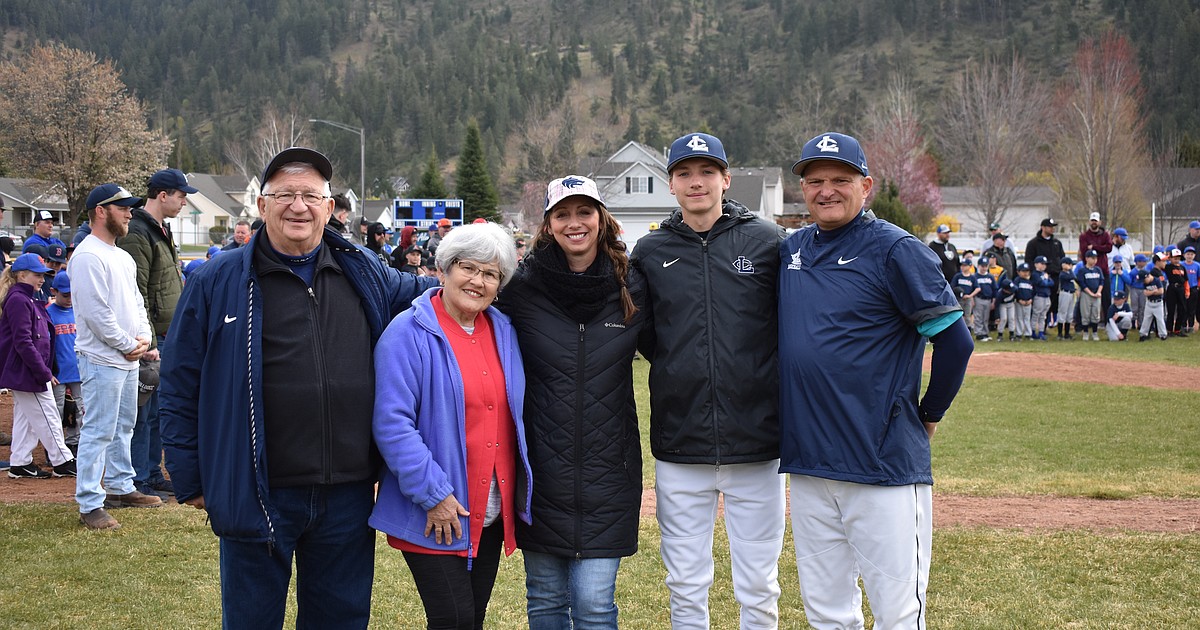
[792,132,869,178]
[667,133,728,172]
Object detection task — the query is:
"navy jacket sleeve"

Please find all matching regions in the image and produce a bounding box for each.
[919,316,972,419]
[159,274,209,503]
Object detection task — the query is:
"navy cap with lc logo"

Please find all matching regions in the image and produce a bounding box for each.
[791,132,869,178]
[667,133,729,172]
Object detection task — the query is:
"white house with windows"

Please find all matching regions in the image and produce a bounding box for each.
[582,141,784,247]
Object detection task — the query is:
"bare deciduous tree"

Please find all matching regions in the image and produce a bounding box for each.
[861,76,942,228]
[939,54,1050,229]
[1050,31,1150,230]
[0,43,171,226]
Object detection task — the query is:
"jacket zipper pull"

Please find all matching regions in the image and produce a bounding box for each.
[307,286,318,305]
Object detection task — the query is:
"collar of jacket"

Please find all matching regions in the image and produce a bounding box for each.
[661,198,754,236]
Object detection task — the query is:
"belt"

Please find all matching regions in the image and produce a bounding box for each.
[1148,298,1163,303]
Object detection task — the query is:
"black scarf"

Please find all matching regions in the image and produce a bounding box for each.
[528,241,618,324]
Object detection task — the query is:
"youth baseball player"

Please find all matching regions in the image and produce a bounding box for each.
[1139,252,1169,341]
[779,132,973,629]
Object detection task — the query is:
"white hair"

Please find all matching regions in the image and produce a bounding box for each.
[434,222,517,289]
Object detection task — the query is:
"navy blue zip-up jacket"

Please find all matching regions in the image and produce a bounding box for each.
[160,227,436,543]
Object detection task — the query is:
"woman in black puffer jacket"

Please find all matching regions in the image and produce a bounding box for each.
[496,175,646,630]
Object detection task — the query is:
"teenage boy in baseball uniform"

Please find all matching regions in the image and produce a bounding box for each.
[632,132,786,629]
[779,132,972,629]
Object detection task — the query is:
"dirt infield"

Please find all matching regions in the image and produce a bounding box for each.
[4,351,1198,532]
[925,351,1200,390]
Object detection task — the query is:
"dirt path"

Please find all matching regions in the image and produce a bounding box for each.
[925,351,1200,390]
[4,351,1199,532]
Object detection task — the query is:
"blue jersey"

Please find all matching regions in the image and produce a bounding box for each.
[778,211,960,486]
[997,277,1015,303]
[45,303,80,383]
[1013,276,1035,301]
[974,272,996,299]
[951,272,976,299]
[1076,265,1103,293]
[1129,264,1149,289]
[1141,268,1166,295]
[1032,270,1054,297]
[1057,271,1076,293]
[1183,260,1200,288]
[1109,268,1131,294]
[22,233,67,253]
[1107,302,1131,320]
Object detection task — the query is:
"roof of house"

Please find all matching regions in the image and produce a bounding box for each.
[187,173,250,218]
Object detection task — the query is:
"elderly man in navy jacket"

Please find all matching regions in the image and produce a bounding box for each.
[160,147,436,630]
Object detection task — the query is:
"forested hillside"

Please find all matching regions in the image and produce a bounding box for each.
[1,0,1197,197]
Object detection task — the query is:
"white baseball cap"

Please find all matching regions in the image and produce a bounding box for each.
[1089,211,1101,222]
[544,175,605,215]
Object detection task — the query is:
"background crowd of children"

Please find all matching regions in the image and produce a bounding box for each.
[951,243,1198,343]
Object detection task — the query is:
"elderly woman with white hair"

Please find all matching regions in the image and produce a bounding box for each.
[369,221,533,630]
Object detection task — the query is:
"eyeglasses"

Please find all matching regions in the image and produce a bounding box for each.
[454,260,502,285]
[262,192,328,207]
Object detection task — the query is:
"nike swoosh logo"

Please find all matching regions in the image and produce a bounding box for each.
[837,256,858,265]
[663,258,681,268]
[224,315,237,323]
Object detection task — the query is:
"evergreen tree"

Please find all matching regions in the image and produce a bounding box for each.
[624,109,642,143]
[869,180,915,236]
[455,119,501,222]
[410,149,449,199]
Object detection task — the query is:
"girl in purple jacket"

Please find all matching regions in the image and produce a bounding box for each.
[1,253,75,478]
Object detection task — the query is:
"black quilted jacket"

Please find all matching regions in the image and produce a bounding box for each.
[496,259,647,558]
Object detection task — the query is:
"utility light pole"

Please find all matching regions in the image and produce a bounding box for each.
[309,118,366,206]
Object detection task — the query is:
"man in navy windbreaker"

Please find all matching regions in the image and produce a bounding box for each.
[159,148,436,630]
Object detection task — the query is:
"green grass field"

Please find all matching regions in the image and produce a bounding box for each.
[3,340,1198,628]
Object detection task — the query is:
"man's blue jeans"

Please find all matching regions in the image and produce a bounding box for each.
[74,354,139,514]
[524,550,621,629]
[218,480,375,630]
[131,334,166,486]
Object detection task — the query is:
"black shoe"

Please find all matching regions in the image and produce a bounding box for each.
[8,464,51,479]
[1139,335,1149,342]
[52,459,77,478]
[148,478,175,495]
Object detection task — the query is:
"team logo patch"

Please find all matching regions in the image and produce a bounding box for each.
[561,176,585,189]
[686,135,711,153]
[815,135,840,153]
[787,250,803,271]
[732,256,755,274]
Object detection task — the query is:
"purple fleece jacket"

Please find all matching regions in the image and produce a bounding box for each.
[0,282,55,391]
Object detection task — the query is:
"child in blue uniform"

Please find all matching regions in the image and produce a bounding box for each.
[46,272,83,453]
[1105,290,1133,341]
[970,256,996,342]
[1055,257,1077,340]
[951,259,977,331]
[995,276,1016,341]
[1075,250,1104,340]
[1183,246,1199,332]
[1139,252,1169,341]
[1128,253,1150,330]
[1013,263,1035,341]
[1030,256,1054,340]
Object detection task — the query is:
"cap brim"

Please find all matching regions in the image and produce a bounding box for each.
[260,147,334,186]
[791,156,866,177]
[668,154,728,173]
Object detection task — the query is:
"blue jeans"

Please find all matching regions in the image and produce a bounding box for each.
[131,335,166,485]
[218,481,375,630]
[524,551,621,630]
[75,354,139,513]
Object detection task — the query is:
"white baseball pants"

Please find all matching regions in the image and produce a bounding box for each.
[789,475,932,630]
[655,460,786,630]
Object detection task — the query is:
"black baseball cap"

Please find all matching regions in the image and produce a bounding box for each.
[1040,217,1058,227]
[260,147,333,186]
